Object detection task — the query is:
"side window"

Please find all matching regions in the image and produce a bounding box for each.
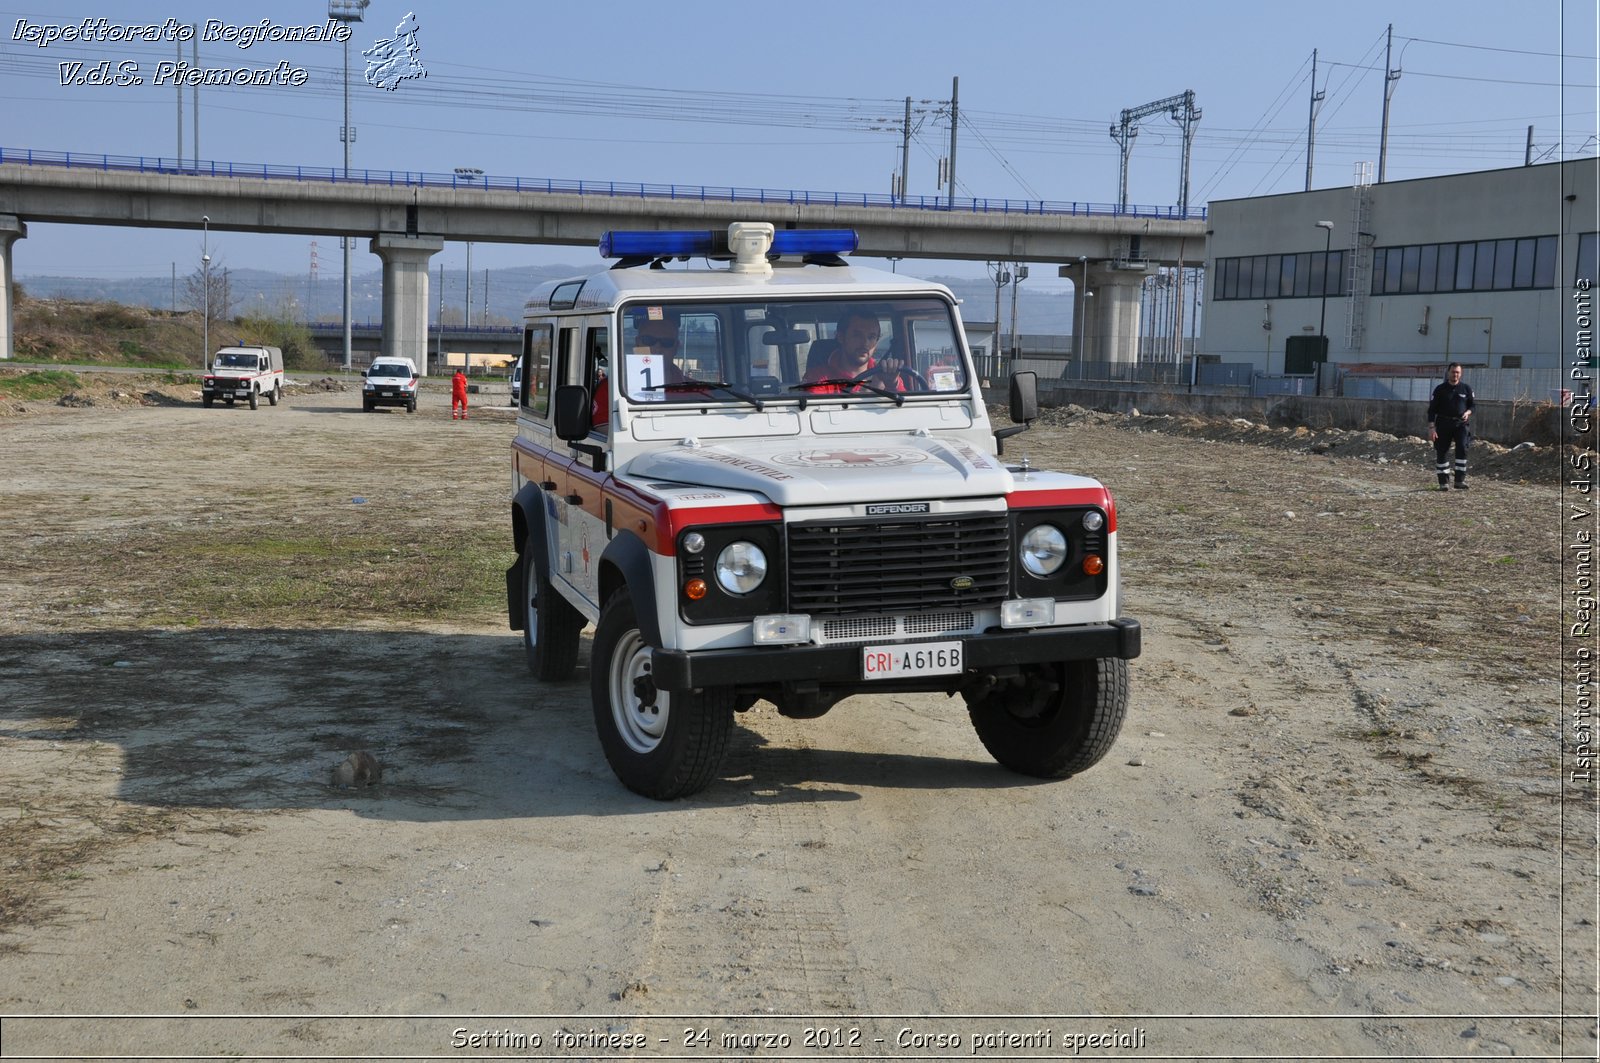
[585,325,609,437]
[585,326,609,394]
[906,317,965,391]
[675,314,722,381]
[556,326,582,386]
[523,323,553,417]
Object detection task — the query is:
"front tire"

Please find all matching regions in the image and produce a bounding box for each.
[966,658,1128,778]
[267,383,280,406]
[522,547,582,682]
[591,588,733,799]
[248,389,259,410]
[202,395,213,408]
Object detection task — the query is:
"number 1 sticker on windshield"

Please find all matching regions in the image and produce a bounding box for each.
[625,353,667,402]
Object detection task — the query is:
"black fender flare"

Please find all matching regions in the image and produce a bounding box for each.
[597,531,663,648]
[506,481,553,631]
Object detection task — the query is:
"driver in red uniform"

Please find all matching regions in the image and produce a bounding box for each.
[800,310,905,394]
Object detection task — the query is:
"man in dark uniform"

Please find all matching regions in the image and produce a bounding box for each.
[1427,362,1475,490]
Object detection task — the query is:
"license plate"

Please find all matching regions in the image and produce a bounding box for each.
[381,390,396,397]
[862,640,963,680]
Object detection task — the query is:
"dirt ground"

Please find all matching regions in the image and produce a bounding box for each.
[0,371,1595,1061]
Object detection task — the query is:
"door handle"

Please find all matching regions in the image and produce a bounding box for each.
[540,480,557,491]
[564,493,583,505]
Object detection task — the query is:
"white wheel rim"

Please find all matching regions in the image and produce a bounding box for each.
[610,631,667,753]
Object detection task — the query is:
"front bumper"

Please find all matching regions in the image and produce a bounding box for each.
[649,618,1141,692]
[366,390,416,406]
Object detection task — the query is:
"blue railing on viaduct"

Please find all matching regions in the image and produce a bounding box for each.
[0,146,1207,221]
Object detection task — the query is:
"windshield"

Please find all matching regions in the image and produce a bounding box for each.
[215,353,260,368]
[369,364,412,378]
[616,297,967,405]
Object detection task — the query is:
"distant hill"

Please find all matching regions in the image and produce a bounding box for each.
[20,264,1078,335]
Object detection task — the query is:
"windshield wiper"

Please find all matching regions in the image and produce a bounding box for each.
[788,374,905,406]
[645,379,765,411]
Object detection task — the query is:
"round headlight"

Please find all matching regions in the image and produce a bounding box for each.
[682,532,706,554]
[1020,524,1068,577]
[1082,509,1105,532]
[715,541,768,595]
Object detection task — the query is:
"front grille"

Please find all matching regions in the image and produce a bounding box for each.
[787,512,1009,616]
[818,611,979,645]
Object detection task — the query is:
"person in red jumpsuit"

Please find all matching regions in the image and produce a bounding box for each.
[451,369,468,419]
[800,309,906,394]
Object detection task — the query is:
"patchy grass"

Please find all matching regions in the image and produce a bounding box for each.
[47,526,509,629]
[0,370,83,401]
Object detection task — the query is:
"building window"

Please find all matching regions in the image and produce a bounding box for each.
[1578,232,1598,287]
[1214,249,1345,301]
[1365,233,1560,296]
[1436,244,1456,292]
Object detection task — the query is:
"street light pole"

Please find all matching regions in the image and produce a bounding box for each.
[1315,220,1335,353]
[201,215,211,369]
[329,0,368,372]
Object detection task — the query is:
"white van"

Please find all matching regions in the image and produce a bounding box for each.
[202,345,284,410]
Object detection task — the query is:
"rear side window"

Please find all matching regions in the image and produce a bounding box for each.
[523,323,554,417]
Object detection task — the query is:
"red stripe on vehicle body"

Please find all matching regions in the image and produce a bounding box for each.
[1007,487,1117,532]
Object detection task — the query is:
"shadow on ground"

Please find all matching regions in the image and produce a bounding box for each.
[0,628,1035,823]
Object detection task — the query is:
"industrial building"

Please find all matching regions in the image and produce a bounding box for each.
[1199,156,1596,401]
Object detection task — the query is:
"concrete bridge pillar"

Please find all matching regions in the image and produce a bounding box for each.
[0,215,27,360]
[1083,263,1153,367]
[370,233,444,374]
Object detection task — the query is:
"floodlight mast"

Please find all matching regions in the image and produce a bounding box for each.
[329,0,368,371]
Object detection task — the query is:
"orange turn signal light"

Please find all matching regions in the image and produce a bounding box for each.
[1082,555,1105,576]
[684,578,708,601]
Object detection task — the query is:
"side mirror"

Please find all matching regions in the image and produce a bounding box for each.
[994,370,1038,456]
[1009,370,1039,423]
[552,384,593,441]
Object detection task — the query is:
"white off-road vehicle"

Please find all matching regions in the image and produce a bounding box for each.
[202,345,284,409]
[506,223,1140,799]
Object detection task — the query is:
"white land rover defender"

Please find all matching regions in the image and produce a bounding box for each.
[506,223,1140,799]
[202,344,284,409]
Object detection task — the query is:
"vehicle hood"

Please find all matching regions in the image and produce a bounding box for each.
[622,435,1012,506]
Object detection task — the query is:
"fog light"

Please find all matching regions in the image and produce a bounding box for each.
[753,615,810,645]
[1082,555,1105,576]
[1001,598,1055,628]
[684,578,708,600]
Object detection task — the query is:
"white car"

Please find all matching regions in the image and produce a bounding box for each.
[363,358,419,413]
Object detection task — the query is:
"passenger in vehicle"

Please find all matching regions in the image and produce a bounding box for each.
[591,311,696,424]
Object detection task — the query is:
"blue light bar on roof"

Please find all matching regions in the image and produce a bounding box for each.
[598,230,716,259]
[770,229,858,255]
[598,228,858,260]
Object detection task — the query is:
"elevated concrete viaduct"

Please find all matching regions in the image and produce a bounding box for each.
[0,161,1208,366]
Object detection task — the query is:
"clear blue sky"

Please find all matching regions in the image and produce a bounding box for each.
[2,0,1595,293]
